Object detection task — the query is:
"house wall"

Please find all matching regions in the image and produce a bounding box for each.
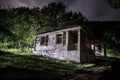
[33,27,81,62]
[80,30,95,63]
[33,26,97,63]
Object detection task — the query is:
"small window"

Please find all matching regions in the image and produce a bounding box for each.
[56,34,62,44]
[40,37,46,45]
[40,35,48,46]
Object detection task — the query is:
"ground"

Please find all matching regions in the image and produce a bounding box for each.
[64,57,120,80]
[0,50,120,80]
[64,66,106,80]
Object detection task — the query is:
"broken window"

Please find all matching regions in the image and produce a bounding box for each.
[56,34,62,44]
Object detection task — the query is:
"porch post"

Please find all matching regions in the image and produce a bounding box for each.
[66,31,69,50]
[78,29,80,51]
[103,44,106,57]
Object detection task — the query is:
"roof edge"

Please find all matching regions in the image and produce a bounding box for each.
[36,25,81,35]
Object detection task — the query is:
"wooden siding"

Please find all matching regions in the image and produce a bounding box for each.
[80,29,95,63]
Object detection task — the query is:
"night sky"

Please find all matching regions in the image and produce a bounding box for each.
[0,0,120,21]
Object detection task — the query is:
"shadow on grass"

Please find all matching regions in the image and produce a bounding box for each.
[0,50,63,80]
[0,50,93,80]
[0,66,61,80]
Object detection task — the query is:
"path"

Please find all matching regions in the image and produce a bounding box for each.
[63,58,111,80]
[63,66,106,80]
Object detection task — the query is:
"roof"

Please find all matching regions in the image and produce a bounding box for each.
[36,25,80,35]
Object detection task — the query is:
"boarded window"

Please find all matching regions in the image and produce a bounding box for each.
[40,35,48,46]
[56,34,62,44]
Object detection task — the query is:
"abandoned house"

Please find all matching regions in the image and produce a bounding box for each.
[33,26,106,63]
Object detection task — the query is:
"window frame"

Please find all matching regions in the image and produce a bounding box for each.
[56,33,63,44]
[40,35,48,46]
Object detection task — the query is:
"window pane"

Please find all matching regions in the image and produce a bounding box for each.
[40,37,46,45]
[56,34,62,44]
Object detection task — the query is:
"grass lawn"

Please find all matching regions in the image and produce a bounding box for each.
[0,50,94,80]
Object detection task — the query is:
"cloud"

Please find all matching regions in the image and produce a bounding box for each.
[0,0,55,8]
[0,0,120,21]
[94,9,120,21]
[65,0,120,21]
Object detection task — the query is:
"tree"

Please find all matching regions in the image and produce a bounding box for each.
[38,2,65,32]
[108,0,120,9]
[8,7,37,49]
[0,2,87,52]
[0,7,37,50]
[61,12,87,27]
[37,2,87,32]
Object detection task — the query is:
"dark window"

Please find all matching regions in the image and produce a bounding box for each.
[98,45,102,52]
[56,34,62,44]
[40,35,48,46]
[40,37,46,45]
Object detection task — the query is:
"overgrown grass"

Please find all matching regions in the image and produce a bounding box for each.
[0,50,94,80]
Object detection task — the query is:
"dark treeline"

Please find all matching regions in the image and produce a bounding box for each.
[85,21,120,56]
[108,0,120,9]
[0,2,87,51]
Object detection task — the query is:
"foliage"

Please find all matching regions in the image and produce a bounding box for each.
[61,12,87,27]
[84,22,120,50]
[0,2,87,52]
[38,2,65,31]
[81,21,120,58]
[107,49,120,58]
[0,2,119,57]
[108,0,120,9]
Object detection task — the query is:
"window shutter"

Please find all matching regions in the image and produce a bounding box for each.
[46,35,48,46]
[63,32,66,45]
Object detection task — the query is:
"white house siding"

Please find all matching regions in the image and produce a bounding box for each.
[34,43,80,62]
[53,51,80,62]
[33,28,81,62]
[33,26,99,63]
[34,50,80,62]
[33,36,80,62]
